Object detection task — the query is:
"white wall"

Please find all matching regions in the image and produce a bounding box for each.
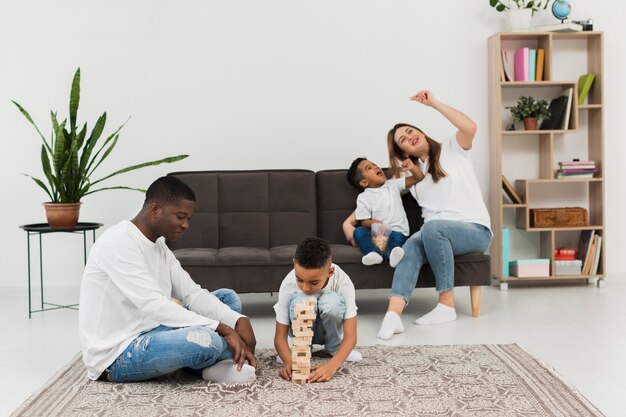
[1,0,624,290]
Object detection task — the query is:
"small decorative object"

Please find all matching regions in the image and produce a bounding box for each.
[13,68,189,228]
[572,18,593,31]
[508,95,550,130]
[552,0,572,22]
[489,0,550,31]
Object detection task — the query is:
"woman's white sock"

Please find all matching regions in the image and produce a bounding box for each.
[376,311,405,340]
[202,359,256,383]
[415,303,457,325]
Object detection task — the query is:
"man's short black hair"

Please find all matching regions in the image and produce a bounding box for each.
[347,157,367,191]
[294,237,331,269]
[144,176,196,206]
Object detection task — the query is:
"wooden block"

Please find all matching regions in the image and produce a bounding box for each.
[292,338,311,346]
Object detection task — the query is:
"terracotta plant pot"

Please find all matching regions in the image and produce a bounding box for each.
[43,202,81,228]
[523,117,538,131]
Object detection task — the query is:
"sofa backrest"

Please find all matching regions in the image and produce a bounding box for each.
[316,169,424,244]
[167,170,317,250]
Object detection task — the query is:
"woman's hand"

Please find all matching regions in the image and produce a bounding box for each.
[279,364,292,380]
[410,90,436,107]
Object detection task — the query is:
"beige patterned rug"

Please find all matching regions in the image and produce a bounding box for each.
[12,344,603,417]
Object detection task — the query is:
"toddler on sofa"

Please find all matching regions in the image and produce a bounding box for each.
[345,157,423,267]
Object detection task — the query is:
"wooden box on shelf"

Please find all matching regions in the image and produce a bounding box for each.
[530,207,588,228]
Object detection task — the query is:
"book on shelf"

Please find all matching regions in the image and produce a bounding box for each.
[501,175,523,204]
[557,172,595,179]
[514,47,529,81]
[577,230,595,274]
[540,95,568,130]
[560,159,595,166]
[578,73,596,105]
[534,22,583,32]
[555,260,582,275]
[582,234,598,275]
[592,235,602,275]
[555,247,577,260]
[536,49,545,81]
[501,50,514,82]
[529,49,536,82]
[561,87,574,130]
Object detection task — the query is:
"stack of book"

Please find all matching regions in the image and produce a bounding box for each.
[554,247,581,275]
[500,48,545,82]
[557,160,596,179]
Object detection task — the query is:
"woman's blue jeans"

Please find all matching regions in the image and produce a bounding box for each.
[391,220,492,304]
[353,226,408,260]
[104,288,241,382]
[288,291,346,354]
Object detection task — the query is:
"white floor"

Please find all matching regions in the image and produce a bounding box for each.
[2,278,626,417]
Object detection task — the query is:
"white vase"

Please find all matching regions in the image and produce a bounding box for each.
[506,8,533,32]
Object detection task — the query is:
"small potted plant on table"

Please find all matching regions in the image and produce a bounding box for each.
[509,95,550,131]
[13,68,189,228]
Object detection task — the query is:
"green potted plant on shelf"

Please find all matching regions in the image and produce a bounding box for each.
[489,0,550,31]
[13,68,189,228]
[508,95,550,131]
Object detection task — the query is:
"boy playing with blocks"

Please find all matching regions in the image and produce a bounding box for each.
[273,237,360,383]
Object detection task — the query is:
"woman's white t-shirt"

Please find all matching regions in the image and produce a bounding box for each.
[407,134,491,231]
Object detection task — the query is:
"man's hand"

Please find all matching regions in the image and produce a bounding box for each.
[308,360,340,383]
[216,323,256,370]
[235,317,257,356]
[278,364,292,381]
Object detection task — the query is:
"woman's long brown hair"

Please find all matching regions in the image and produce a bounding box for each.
[387,123,447,183]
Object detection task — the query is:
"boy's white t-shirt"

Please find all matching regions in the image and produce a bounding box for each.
[79,220,243,380]
[354,177,409,236]
[407,134,491,231]
[273,263,358,325]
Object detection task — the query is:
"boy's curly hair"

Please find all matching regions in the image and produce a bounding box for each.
[294,237,331,269]
[347,157,367,190]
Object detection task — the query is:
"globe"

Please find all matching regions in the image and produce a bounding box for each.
[552,0,571,22]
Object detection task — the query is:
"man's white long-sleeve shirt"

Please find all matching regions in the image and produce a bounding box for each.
[79,220,243,380]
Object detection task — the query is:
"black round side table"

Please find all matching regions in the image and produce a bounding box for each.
[19,222,103,318]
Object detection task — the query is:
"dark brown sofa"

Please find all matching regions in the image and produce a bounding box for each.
[167,169,490,316]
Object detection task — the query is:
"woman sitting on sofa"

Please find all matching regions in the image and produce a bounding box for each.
[343,89,492,340]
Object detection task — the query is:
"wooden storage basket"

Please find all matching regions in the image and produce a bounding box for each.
[530,207,588,228]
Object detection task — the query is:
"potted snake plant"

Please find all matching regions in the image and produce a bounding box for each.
[13,68,189,228]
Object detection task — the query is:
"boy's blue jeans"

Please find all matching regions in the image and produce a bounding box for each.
[104,288,241,382]
[353,226,408,260]
[288,291,345,354]
[391,220,492,303]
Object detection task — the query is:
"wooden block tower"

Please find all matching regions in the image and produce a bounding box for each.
[291,299,316,384]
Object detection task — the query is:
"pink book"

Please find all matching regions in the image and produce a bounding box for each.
[514,47,529,81]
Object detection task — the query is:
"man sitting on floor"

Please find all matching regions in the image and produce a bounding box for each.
[79,176,257,383]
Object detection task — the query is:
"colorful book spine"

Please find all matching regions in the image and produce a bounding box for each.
[514,47,529,81]
[536,49,545,81]
[529,49,536,81]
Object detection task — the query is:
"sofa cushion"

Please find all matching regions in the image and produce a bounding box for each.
[167,170,317,250]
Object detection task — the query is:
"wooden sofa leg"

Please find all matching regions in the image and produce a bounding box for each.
[470,286,481,317]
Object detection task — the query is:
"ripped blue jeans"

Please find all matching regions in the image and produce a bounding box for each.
[104,289,241,382]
